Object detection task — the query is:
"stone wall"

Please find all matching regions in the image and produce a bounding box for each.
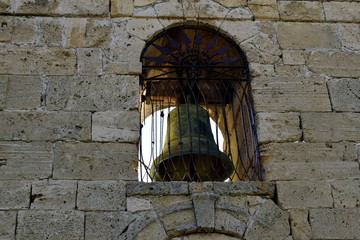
[0,0,359,239]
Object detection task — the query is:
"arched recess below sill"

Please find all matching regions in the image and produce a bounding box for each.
[119,183,291,240]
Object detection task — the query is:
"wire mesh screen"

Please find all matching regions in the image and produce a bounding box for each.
[139,26,262,182]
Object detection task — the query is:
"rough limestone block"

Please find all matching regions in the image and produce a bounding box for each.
[331,180,360,208]
[77,181,126,211]
[127,182,189,196]
[282,50,305,65]
[0,211,16,239]
[104,61,142,75]
[92,110,139,142]
[161,208,197,237]
[53,142,137,181]
[60,0,109,16]
[0,112,91,141]
[241,34,281,64]
[248,4,279,20]
[85,212,135,240]
[216,195,249,217]
[0,76,7,110]
[85,19,112,48]
[127,197,153,213]
[10,17,37,44]
[278,23,340,50]
[189,182,214,193]
[256,112,301,143]
[17,210,84,240]
[215,209,248,236]
[260,142,357,163]
[289,209,311,240]
[134,0,156,7]
[153,1,183,18]
[0,180,30,210]
[47,75,138,111]
[277,181,333,209]
[151,195,192,215]
[14,0,60,15]
[252,76,331,112]
[176,233,241,240]
[5,75,41,109]
[0,16,12,42]
[249,63,275,77]
[64,18,86,47]
[279,1,324,21]
[263,161,360,181]
[306,51,360,78]
[31,180,77,210]
[36,17,63,46]
[111,0,134,17]
[0,46,76,75]
[274,64,301,77]
[132,215,168,240]
[244,200,290,240]
[0,0,12,13]
[126,18,164,41]
[327,78,360,112]
[324,2,360,22]
[310,208,360,239]
[0,142,52,180]
[213,0,247,8]
[215,21,258,44]
[301,112,360,142]
[192,193,218,230]
[338,24,360,51]
[214,181,275,197]
[77,48,103,75]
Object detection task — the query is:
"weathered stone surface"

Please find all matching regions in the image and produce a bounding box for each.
[256,112,301,143]
[0,211,16,239]
[214,181,275,197]
[192,193,217,230]
[301,112,360,142]
[127,182,189,196]
[104,61,142,75]
[0,180,30,209]
[0,112,91,141]
[85,19,112,47]
[0,0,12,13]
[0,16,12,42]
[133,217,168,240]
[47,75,138,111]
[64,18,86,47]
[331,180,360,208]
[17,210,84,240]
[161,208,197,237]
[241,34,281,64]
[277,181,333,209]
[263,161,360,181]
[1,17,37,44]
[338,24,360,51]
[249,63,275,77]
[282,50,305,65]
[86,211,135,240]
[249,4,279,20]
[126,18,163,41]
[127,197,153,213]
[0,76,7,109]
[53,142,137,180]
[77,48,102,75]
[289,209,311,240]
[244,200,290,240]
[92,110,139,142]
[151,195,192,215]
[36,17,63,46]
[154,1,183,18]
[278,23,340,50]
[0,141,52,180]
[77,181,126,211]
[275,64,301,77]
[306,51,360,77]
[261,142,357,163]
[279,1,324,21]
[173,233,242,240]
[310,208,360,239]
[189,182,214,193]
[31,180,77,210]
[15,0,108,16]
[215,209,247,237]
[5,75,41,109]
[252,76,331,112]
[328,78,360,112]
[134,0,156,7]
[213,0,246,8]
[0,46,76,75]
[324,2,360,22]
[111,0,133,17]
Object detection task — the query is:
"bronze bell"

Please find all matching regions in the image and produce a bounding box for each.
[150,104,234,181]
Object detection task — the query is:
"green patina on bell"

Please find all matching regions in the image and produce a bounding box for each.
[150,104,234,181]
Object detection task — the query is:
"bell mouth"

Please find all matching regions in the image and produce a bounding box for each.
[150,151,234,182]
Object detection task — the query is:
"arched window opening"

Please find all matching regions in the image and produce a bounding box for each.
[139,26,261,182]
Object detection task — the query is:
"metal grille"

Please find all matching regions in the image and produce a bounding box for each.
[139,26,262,182]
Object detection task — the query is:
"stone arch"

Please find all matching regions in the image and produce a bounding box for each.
[119,193,290,240]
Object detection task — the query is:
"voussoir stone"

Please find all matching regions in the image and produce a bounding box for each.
[0,141,52,180]
[0,112,91,141]
[53,142,137,180]
[16,210,84,240]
